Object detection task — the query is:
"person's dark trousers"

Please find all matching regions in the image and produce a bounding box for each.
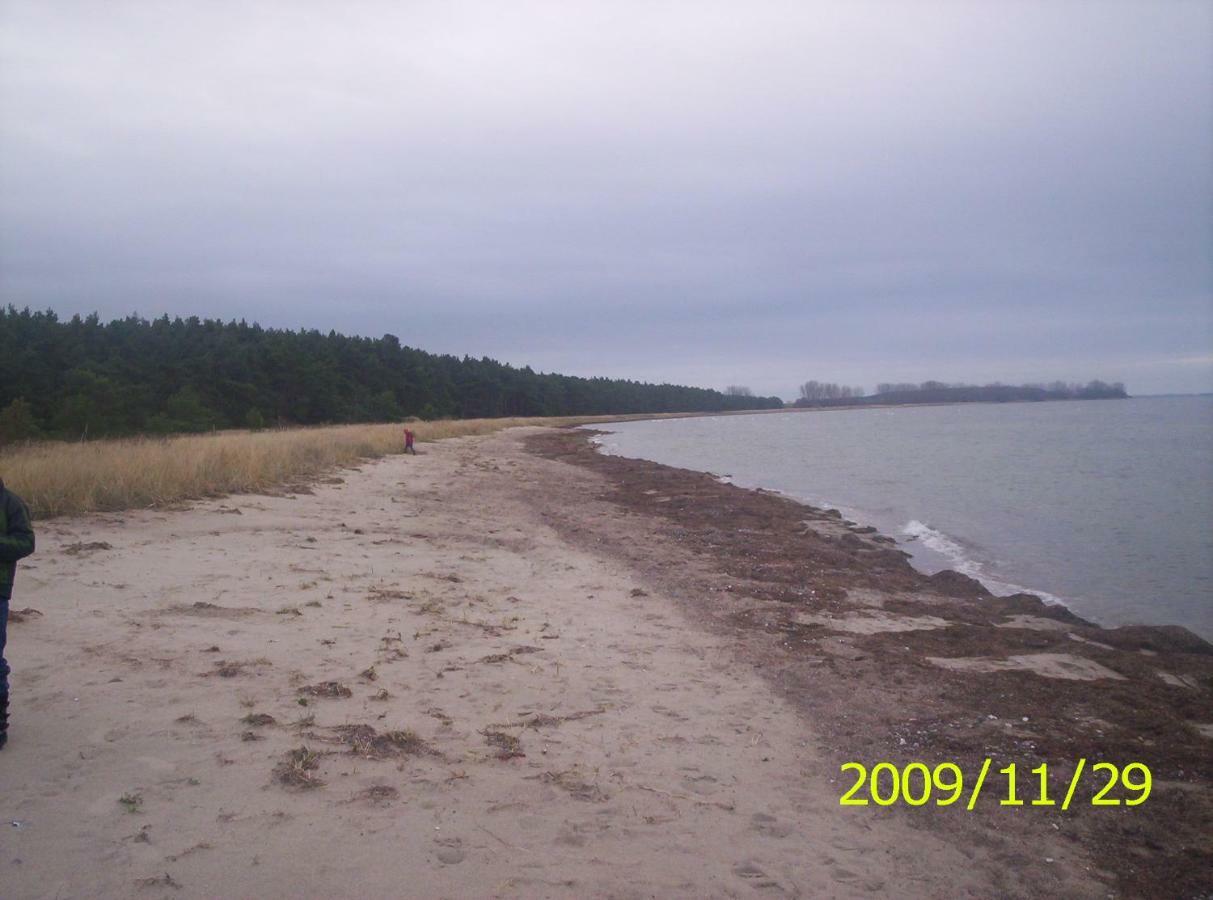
[0,597,8,749]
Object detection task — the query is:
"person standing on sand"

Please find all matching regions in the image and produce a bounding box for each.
[404,428,416,455]
[0,477,36,750]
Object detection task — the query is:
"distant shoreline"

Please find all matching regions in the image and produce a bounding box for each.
[604,392,1142,426]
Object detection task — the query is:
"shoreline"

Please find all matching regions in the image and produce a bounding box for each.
[590,431,1084,621]
[590,401,1213,642]
[3,426,1210,897]
[528,426,1213,898]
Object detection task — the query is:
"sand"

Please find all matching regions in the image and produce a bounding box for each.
[2,426,1209,898]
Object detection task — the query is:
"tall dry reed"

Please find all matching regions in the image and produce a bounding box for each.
[0,416,599,519]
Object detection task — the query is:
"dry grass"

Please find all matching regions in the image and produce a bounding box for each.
[482,729,526,760]
[274,746,324,789]
[298,680,352,699]
[0,409,769,519]
[0,416,592,519]
[333,724,434,759]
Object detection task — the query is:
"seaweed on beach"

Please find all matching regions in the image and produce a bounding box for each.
[274,747,324,789]
[352,785,399,805]
[167,602,257,618]
[524,426,1213,899]
[6,607,43,623]
[209,658,271,678]
[298,681,352,698]
[63,541,113,555]
[482,730,525,760]
[489,708,606,730]
[476,645,543,665]
[134,872,181,890]
[367,586,410,603]
[534,769,608,802]
[333,725,433,760]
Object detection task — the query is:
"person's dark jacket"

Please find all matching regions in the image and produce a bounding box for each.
[0,484,35,601]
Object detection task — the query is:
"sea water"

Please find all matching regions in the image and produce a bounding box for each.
[593,396,1213,639]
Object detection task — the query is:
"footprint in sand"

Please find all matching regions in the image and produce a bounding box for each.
[750,813,795,838]
[434,837,465,865]
[731,860,784,891]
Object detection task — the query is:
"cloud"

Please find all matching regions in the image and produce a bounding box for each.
[1,0,1210,396]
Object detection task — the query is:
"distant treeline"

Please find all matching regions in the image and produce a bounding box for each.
[793,379,1128,408]
[0,308,782,442]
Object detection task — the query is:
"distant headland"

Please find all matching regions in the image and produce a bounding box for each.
[789,379,1128,409]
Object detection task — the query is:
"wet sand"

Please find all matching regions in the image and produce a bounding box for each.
[2,426,1210,898]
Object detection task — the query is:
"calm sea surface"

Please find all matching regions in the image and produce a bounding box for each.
[594,396,1213,638]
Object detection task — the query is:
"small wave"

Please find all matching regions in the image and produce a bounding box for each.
[901,520,982,577]
[900,520,1067,607]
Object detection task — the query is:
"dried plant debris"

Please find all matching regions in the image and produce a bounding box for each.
[241,713,276,727]
[353,785,399,805]
[477,645,544,665]
[165,842,213,862]
[168,602,256,618]
[411,598,444,615]
[135,873,182,890]
[370,689,393,702]
[359,666,378,682]
[119,792,144,813]
[491,708,607,730]
[482,730,525,760]
[298,681,352,699]
[274,747,324,789]
[276,606,303,617]
[209,658,271,678]
[333,725,434,760]
[64,541,113,555]
[535,770,608,802]
[367,586,410,602]
[426,707,453,725]
[6,607,43,623]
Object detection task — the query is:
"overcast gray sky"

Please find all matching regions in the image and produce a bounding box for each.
[1,0,1210,398]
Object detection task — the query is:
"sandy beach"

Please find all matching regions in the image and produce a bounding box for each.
[3,426,1210,898]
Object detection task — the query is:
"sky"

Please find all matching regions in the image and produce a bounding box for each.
[1,1,1210,399]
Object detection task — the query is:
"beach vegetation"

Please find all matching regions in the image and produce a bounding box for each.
[0,414,670,518]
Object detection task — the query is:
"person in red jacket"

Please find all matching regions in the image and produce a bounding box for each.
[403,428,416,455]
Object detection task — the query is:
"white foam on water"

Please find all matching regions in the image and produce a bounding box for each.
[901,520,982,578]
[900,519,1068,607]
[594,430,1076,613]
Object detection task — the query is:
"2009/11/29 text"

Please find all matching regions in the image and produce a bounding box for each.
[839,760,1151,810]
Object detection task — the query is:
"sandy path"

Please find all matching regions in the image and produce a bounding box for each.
[4,428,985,898]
